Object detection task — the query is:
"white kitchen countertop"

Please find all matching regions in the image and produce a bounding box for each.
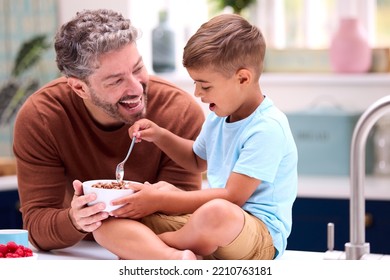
[34,241,390,260]
[0,175,17,191]
[2,174,387,261]
[33,240,325,260]
[2,174,390,200]
[34,240,117,260]
[296,175,390,200]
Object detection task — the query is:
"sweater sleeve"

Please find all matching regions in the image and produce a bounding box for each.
[13,96,88,250]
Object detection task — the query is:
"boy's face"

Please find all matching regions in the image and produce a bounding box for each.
[187,67,250,122]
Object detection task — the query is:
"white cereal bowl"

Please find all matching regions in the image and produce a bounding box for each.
[82,179,139,212]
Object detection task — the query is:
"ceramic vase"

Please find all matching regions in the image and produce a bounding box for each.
[152,10,176,73]
[329,18,372,73]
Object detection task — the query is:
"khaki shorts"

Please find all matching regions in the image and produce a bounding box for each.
[140,210,275,260]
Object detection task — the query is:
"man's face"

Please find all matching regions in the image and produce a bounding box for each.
[83,43,149,126]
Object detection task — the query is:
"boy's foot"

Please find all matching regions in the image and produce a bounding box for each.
[181,249,197,260]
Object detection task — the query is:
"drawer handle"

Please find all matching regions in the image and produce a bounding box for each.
[365,213,373,227]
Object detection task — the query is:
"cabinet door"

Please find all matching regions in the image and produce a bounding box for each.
[0,190,23,229]
[287,197,390,254]
[366,200,390,254]
[287,198,349,252]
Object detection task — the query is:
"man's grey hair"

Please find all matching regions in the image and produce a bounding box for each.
[54,9,140,80]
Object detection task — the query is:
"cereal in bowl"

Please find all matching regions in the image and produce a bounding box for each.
[91,181,129,189]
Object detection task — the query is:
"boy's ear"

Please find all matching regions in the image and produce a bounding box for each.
[67,77,90,99]
[236,68,251,85]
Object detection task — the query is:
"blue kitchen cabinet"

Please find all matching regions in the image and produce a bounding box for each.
[287,197,390,254]
[0,190,23,229]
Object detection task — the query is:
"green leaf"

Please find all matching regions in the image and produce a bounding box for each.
[0,80,19,118]
[209,0,256,14]
[11,34,50,77]
[0,80,39,124]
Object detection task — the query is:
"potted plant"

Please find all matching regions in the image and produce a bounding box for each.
[0,34,49,174]
[0,34,50,125]
[209,0,257,15]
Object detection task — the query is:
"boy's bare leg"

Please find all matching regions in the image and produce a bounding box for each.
[158,199,245,256]
[93,217,197,260]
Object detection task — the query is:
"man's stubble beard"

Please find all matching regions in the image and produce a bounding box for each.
[89,84,148,125]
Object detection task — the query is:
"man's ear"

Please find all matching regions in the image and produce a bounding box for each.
[67,77,90,99]
[236,68,251,85]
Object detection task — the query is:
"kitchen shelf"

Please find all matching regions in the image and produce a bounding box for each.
[161,71,390,83]
[159,72,390,114]
[260,72,390,87]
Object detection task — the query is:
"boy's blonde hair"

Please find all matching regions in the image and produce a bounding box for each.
[183,13,266,79]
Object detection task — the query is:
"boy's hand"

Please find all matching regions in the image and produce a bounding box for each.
[128,118,163,143]
[109,181,181,219]
[109,182,160,219]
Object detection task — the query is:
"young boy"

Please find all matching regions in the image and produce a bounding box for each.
[94,13,297,260]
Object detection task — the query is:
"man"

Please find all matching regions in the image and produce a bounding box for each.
[13,9,204,258]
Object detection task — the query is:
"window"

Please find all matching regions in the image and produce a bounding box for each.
[0,0,58,83]
[128,0,389,74]
[254,0,389,49]
[376,0,390,46]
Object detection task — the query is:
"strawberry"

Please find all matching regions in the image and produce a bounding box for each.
[23,247,33,254]
[5,252,18,258]
[0,244,7,255]
[24,251,33,257]
[0,242,34,258]
[6,241,18,253]
[15,247,25,257]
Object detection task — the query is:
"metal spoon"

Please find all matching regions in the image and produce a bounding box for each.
[115,136,136,182]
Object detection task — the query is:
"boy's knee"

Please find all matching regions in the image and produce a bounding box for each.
[203,198,234,211]
[197,199,240,222]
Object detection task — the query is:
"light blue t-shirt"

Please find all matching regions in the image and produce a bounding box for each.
[193,96,298,258]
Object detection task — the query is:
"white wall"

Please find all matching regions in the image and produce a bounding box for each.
[57,0,208,74]
[58,0,130,24]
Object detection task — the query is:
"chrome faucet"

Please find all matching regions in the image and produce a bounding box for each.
[325,95,390,260]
